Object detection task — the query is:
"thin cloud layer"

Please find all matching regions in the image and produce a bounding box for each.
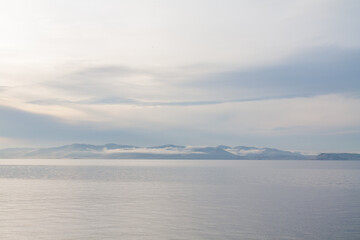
[0,0,359,152]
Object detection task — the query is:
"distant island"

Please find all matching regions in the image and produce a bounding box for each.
[0,144,359,160]
[314,153,360,160]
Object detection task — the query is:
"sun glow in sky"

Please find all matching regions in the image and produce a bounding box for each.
[0,0,360,152]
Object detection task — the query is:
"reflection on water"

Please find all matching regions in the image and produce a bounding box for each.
[0,160,360,240]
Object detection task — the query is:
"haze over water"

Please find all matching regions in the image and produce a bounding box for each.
[1,159,359,240]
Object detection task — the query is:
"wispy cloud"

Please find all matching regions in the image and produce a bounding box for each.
[0,0,359,152]
[103,147,203,155]
[189,47,360,99]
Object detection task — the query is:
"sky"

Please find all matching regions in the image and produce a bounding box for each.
[0,0,360,153]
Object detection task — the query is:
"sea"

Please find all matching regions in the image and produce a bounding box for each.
[0,159,359,240]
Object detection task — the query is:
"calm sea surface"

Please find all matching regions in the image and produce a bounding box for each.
[0,159,359,240]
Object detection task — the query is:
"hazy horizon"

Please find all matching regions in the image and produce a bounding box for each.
[1,0,360,153]
[1,142,360,156]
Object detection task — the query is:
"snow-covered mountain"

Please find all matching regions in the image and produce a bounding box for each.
[0,144,315,159]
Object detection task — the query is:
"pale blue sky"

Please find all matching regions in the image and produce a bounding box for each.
[0,0,359,152]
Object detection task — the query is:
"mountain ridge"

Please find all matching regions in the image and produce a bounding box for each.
[1,143,358,160]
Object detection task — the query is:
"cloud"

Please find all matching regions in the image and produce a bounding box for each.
[0,1,359,152]
[1,48,360,140]
[8,46,357,112]
[28,95,313,107]
[1,92,360,152]
[1,0,359,68]
[7,94,360,136]
[0,137,24,147]
[0,105,153,146]
[103,147,203,155]
[190,47,360,99]
[227,148,265,156]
